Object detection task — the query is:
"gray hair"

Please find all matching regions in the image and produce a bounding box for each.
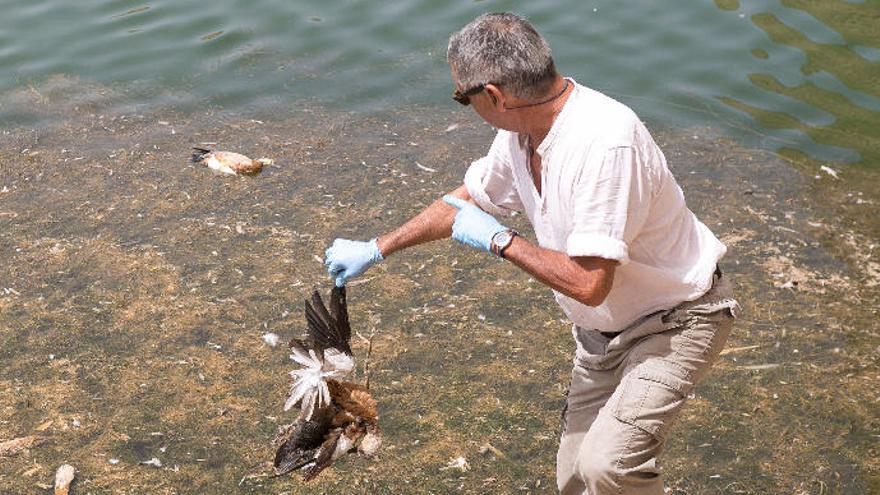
[447,12,557,101]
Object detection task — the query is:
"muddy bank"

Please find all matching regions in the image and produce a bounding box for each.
[0,102,877,494]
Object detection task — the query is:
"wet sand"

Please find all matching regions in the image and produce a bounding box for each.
[0,98,877,494]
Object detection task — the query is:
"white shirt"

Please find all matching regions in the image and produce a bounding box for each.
[464,79,727,332]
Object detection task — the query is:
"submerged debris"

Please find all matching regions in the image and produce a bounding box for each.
[479,443,506,459]
[415,161,436,173]
[441,456,470,472]
[262,332,280,347]
[719,344,761,356]
[53,464,75,495]
[737,363,781,371]
[0,435,45,457]
[776,280,798,290]
[819,165,840,179]
[140,457,163,468]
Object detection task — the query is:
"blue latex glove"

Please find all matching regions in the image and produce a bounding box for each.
[325,238,384,287]
[443,195,508,254]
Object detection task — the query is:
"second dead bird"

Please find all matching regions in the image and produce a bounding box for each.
[190,147,274,175]
[272,285,381,481]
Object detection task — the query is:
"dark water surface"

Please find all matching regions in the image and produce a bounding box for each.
[1,1,879,494]
[2,0,879,169]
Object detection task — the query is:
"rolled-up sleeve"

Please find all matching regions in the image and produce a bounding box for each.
[566,146,653,265]
[463,131,524,216]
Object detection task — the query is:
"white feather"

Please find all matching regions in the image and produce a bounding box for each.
[324,348,355,374]
[332,433,357,460]
[290,347,320,368]
[205,156,236,175]
[319,380,330,407]
[285,347,356,419]
[262,332,280,347]
[283,371,313,411]
[301,387,316,420]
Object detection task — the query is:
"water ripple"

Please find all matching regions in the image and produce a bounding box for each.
[111,5,150,19]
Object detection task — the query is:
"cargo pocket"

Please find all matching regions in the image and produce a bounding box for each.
[611,365,688,441]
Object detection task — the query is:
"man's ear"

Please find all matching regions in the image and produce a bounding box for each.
[484,83,506,112]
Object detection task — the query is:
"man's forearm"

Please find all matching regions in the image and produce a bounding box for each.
[503,236,616,307]
[376,184,470,257]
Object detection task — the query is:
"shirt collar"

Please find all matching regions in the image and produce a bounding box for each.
[535,77,578,157]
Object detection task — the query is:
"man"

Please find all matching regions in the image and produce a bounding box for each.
[324,12,739,495]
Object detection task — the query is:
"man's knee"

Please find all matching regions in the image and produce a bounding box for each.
[576,418,664,493]
[576,439,619,490]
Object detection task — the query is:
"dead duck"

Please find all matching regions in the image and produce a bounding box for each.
[272,285,381,481]
[190,147,273,175]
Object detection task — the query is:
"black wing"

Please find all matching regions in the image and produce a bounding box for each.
[190,147,212,162]
[328,285,352,349]
[301,427,343,482]
[304,287,353,356]
[304,290,334,352]
[272,408,334,477]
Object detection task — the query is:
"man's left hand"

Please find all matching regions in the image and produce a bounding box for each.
[443,195,508,254]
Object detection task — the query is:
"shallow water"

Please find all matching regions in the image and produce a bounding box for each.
[0,105,877,493]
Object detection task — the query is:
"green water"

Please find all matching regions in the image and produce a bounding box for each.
[2,0,879,168]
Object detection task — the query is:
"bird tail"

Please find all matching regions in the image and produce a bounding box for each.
[304,286,353,356]
[190,147,212,162]
[271,458,315,479]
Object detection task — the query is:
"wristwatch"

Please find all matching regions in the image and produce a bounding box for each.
[490,229,518,258]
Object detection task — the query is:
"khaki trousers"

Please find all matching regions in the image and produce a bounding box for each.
[557,274,739,495]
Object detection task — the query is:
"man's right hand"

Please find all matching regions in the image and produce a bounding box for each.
[324,238,384,287]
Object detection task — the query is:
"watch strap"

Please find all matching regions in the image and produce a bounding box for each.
[491,229,518,258]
